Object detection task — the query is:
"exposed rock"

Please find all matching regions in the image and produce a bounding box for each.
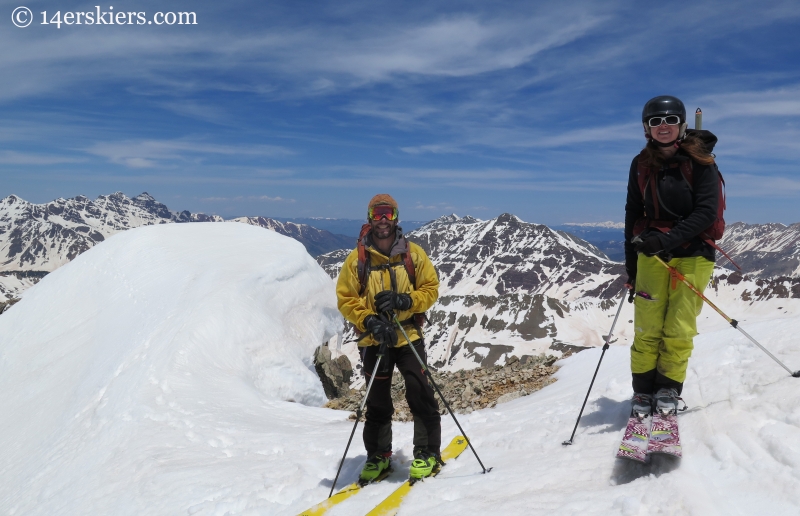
[0,297,19,315]
[324,352,563,421]
[313,344,353,400]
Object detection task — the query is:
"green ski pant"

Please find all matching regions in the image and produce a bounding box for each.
[631,255,715,386]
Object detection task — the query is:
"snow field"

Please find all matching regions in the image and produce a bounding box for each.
[314,317,800,516]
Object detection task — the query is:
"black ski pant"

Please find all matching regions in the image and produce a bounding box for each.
[632,368,684,396]
[361,339,441,458]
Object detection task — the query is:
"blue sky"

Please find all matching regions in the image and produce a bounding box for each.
[2,0,800,225]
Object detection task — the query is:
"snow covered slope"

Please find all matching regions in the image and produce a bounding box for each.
[1,220,799,514]
[717,221,800,277]
[0,222,341,515]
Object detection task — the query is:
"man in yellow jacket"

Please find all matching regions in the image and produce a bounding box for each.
[336,193,441,481]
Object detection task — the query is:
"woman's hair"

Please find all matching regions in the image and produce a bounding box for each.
[639,133,715,168]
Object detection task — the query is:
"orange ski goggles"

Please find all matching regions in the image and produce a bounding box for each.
[369,205,398,221]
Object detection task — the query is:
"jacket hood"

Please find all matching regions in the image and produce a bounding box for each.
[685,129,718,153]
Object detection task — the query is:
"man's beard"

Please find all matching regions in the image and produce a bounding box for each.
[373,226,394,239]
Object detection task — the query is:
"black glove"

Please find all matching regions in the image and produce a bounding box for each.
[634,233,664,257]
[364,314,398,347]
[374,290,413,313]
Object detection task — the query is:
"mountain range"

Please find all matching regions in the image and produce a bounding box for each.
[0,192,351,299]
[3,191,799,372]
[319,214,800,372]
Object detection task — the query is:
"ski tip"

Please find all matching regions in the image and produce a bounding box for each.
[792,370,800,378]
[561,440,573,446]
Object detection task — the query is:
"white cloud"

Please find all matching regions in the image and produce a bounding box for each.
[84,139,294,168]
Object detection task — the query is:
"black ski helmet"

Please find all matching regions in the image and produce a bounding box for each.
[641,95,688,145]
[642,95,686,123]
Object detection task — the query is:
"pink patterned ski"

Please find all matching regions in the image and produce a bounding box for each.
[646,412,682,458]
[616,414,652,463]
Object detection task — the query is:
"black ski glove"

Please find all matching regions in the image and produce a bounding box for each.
[374,290,413,313]
[364,314,398,347]
[634,233,664,257]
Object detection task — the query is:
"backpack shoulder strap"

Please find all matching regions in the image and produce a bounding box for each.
[636,153,650,196]
[356,223,372,296]
[636,153,661,219]
[679,160,694,191]
[402,251,416,289]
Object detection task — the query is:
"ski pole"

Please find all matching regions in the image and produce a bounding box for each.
[389,313,492,474]
[328,341,388,497]
[652,255,800,378]
[562,287,627,446]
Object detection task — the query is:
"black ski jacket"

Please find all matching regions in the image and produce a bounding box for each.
[623,130,719,282]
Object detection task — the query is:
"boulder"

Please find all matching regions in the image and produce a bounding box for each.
[313,344,353,399]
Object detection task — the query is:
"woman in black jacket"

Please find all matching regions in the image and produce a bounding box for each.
[623,95,719,416]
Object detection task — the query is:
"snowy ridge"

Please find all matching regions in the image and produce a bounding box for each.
[717,221,800,277]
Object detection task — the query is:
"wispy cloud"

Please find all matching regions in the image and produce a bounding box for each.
[84,139,294,168]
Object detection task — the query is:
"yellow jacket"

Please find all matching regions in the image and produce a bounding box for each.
[336,236,439,347]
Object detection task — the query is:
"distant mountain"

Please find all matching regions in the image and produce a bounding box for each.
[562,221,625,229]
[553,220,800,273]
[0,192,221,274]
[272,217,431,238]
[717,222,800,277]
[0,192,352,300]
[319,214,627,369]
[232,217,352,257]
[318,214,800,371]
[551,224,625,263]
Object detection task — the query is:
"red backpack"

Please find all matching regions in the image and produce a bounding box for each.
[635,156,739,270]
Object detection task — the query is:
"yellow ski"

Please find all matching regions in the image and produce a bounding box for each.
[365,436,469,516]
[296,467,393,516]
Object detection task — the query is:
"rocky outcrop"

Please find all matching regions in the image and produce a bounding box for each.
[313,345,354,400]
[0,297,19,315]
[324,353,561,420]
